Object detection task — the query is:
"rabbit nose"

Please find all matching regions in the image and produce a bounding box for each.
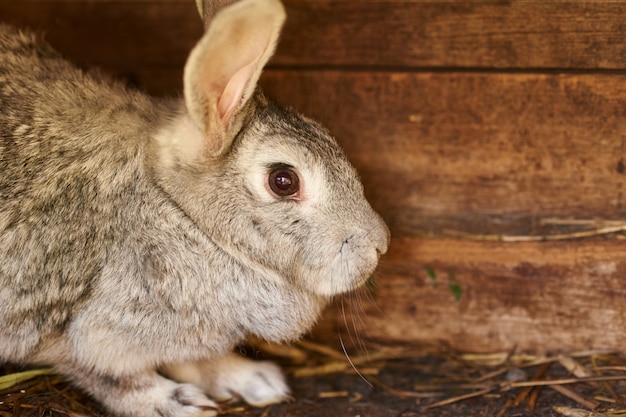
[375,217,391,256]
[360,206,390,257]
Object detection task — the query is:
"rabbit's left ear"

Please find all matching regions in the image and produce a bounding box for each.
[195,0,238,29]
[183,0,285,157]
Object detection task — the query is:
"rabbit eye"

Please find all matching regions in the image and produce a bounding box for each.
[268,166,300,198]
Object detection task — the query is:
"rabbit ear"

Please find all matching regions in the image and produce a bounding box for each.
[195,0,239,29]
[183,0,285,157]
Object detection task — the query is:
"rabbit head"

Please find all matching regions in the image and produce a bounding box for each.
[153,0,389,297]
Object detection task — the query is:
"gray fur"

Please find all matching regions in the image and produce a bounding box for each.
[0,1,389,416]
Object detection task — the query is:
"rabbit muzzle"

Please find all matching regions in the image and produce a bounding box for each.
[307,206,390,296]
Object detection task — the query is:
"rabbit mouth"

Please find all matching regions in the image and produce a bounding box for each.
[305,234,381,296]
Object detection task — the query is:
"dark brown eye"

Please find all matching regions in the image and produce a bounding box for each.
[268,167,300,198]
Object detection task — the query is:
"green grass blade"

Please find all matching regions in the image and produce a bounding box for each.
[0,369,54,390]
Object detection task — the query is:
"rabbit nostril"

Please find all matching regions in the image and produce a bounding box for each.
[375,236,390,256]
[342,235,353,247]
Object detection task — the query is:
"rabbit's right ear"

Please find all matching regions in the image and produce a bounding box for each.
[182,0,286,159]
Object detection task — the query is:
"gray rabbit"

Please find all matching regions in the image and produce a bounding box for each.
[0,0,390,416]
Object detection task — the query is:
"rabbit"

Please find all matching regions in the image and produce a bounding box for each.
[0,0,390,416]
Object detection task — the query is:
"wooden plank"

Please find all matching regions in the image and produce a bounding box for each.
[260,71,626,237]
[0,2,200,94]
[2,1,626,70]
[277,1,626,69]
[106,67,185,96]
[0,2,203,70]
[335,236,626,353]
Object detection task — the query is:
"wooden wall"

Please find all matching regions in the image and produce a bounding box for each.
[2,1,626,353]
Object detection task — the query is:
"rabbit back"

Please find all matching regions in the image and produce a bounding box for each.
[0,23,160,361]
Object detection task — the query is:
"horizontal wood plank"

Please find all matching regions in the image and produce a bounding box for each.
[1,1,626,70]
[0,2,203,70]
[337,236,626,352]
[278,1,626,70]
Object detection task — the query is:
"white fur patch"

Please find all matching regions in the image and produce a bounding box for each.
[155,115,206,168]
[163,353,290,407]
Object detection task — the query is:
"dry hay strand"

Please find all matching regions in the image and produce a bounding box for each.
[444,218,626,242]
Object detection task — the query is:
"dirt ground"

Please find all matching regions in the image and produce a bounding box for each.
[2,341,625,417]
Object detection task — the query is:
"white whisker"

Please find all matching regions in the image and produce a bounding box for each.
[338,328,372,387]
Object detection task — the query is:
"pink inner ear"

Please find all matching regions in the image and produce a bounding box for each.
[217,59,258,122]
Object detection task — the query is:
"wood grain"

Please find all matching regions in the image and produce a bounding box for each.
[0,2,202,71]
[2,1,626,71]
[277,1,626,70]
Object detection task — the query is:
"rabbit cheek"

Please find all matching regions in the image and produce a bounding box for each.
[312,244,377,296]
[303,211,389,296]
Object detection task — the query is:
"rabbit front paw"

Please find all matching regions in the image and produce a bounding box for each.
[108,377,218,417]
[211,359,291,406]
[61,365,218,417]
[162,354,291,407]
[159,383,219,417]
